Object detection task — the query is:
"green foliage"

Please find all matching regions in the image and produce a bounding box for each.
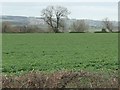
[2,33,118,75]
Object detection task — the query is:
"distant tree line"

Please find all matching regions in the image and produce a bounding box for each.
[2,19,118,33]
[2,20,90,33]
[2,22,46,33]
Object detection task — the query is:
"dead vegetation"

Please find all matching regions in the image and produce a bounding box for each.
[2,71,118,88]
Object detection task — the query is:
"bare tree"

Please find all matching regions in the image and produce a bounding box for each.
[71,20,89,32]
[102,18,114,32]
[41,6,70,33]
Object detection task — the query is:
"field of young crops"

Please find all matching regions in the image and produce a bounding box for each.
[2,33,118,75]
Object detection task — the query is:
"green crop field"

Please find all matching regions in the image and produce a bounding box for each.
[2,33,118,75]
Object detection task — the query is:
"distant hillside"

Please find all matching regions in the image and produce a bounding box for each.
[1,15,29,26]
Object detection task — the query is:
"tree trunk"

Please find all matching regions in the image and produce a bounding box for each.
[53,28,59,33]
[56,17,60,33]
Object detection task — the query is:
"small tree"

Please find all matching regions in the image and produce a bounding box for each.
[101,28,107,33]
[72,20,89,32]
[102,18,114,32]
[2,22,12,33]
[41,6,70,33]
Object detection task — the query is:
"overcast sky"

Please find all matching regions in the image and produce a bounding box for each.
[1,0,119,21]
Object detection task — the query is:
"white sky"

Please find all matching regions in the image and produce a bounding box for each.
[1,0,119,21]
[0,0,119,2]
